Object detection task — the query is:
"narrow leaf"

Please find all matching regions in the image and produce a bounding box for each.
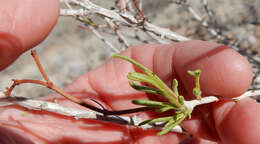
[155,106,174,113]
[157,115,186,136]
[172,79,179,96]
[132,99,165,107]
[112,54,154,75]
[164,118,176,128]
[127,72,158,87]
[129,81,161,94]
[113,54,181,108]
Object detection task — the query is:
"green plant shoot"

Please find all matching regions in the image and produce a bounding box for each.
[112,54,202,136]
[187,70,202,100]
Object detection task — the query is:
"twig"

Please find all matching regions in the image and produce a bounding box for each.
[119,0,126,13]
[143,22,189,41]
[105,18,130,50]
[62,1,121,54]
[201,0,217,27]
[5,50,157,115]
[60,0,260,71]
[175,2,223,41]
[132,0,145,20]
[146,31,170,44]
[60,8,90,16]
[125,0,136,14]
[0,98,184,133]
[60,0,190,42]
[31,50,52,84]
[233,89,260,101]
[184,96,218,110]
[0,95,222,134]
[89,26,120,53]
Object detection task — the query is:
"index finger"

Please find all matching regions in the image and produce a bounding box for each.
[0,0,60,70]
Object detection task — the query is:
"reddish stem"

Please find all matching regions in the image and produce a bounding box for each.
[132,0,146,20]
[4,50,154,115]
[31,50,52,84]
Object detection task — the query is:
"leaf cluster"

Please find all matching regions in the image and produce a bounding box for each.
[112,54,202,135]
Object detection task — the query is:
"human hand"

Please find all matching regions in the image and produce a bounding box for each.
[0,0,60,70]
[0,39,259,143]
[0,1,259,144]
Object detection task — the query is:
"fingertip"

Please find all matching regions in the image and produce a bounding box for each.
[0,0,60,70]
[0,33,23,70]
[24,0,60,49]
[0,0,60,51]
[174,40,252,98]
[213,98,260,144]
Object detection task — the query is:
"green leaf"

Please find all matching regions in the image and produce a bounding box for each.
[112,54,181,107]
[157,114,186,136]
[138,116,173,126]
[178,96,184,105]
[187,69,201,77]
[127,72,158,87]
[175,113,185,120]
[112,54,154,75]
[129,81,161,94]
[192,88,202,99]
[164,118,175,128]
[156,106,175,113]
[112,54,199,136]
[132,99,166,108]
[172,79,179,96]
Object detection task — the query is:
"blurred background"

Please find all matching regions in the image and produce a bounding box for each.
[0,0,259,98]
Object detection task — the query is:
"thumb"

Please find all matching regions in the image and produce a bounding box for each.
[213,98,260,144]
[0,0,60,70]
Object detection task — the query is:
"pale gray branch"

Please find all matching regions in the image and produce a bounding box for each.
[90,26,120,53]
[0,97,183,133]
[184,96,219,111]
[1,90,258,135]
[233,90,260,101]
[60,0,190,42]
[105,18,130,49]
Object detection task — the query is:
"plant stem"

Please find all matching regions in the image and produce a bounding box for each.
[5,50,155,116]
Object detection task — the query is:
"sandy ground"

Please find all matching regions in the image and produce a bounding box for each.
[0,0,259,98]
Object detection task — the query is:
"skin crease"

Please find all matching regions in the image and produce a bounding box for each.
[0,0,260,144]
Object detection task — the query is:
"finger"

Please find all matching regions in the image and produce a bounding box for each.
[173,41,252,98]
[172,41,252,140]
[180,137,218,144]
[212,98,260,144]
[0,0,60,70]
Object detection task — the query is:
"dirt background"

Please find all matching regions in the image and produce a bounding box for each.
[0,0,259,98]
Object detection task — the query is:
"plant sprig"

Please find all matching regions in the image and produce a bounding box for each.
[3,50,206,136]
[112,54,203,135]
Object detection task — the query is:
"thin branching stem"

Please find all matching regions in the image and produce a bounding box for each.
[5,50,155,115]
[132,0,145,20]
